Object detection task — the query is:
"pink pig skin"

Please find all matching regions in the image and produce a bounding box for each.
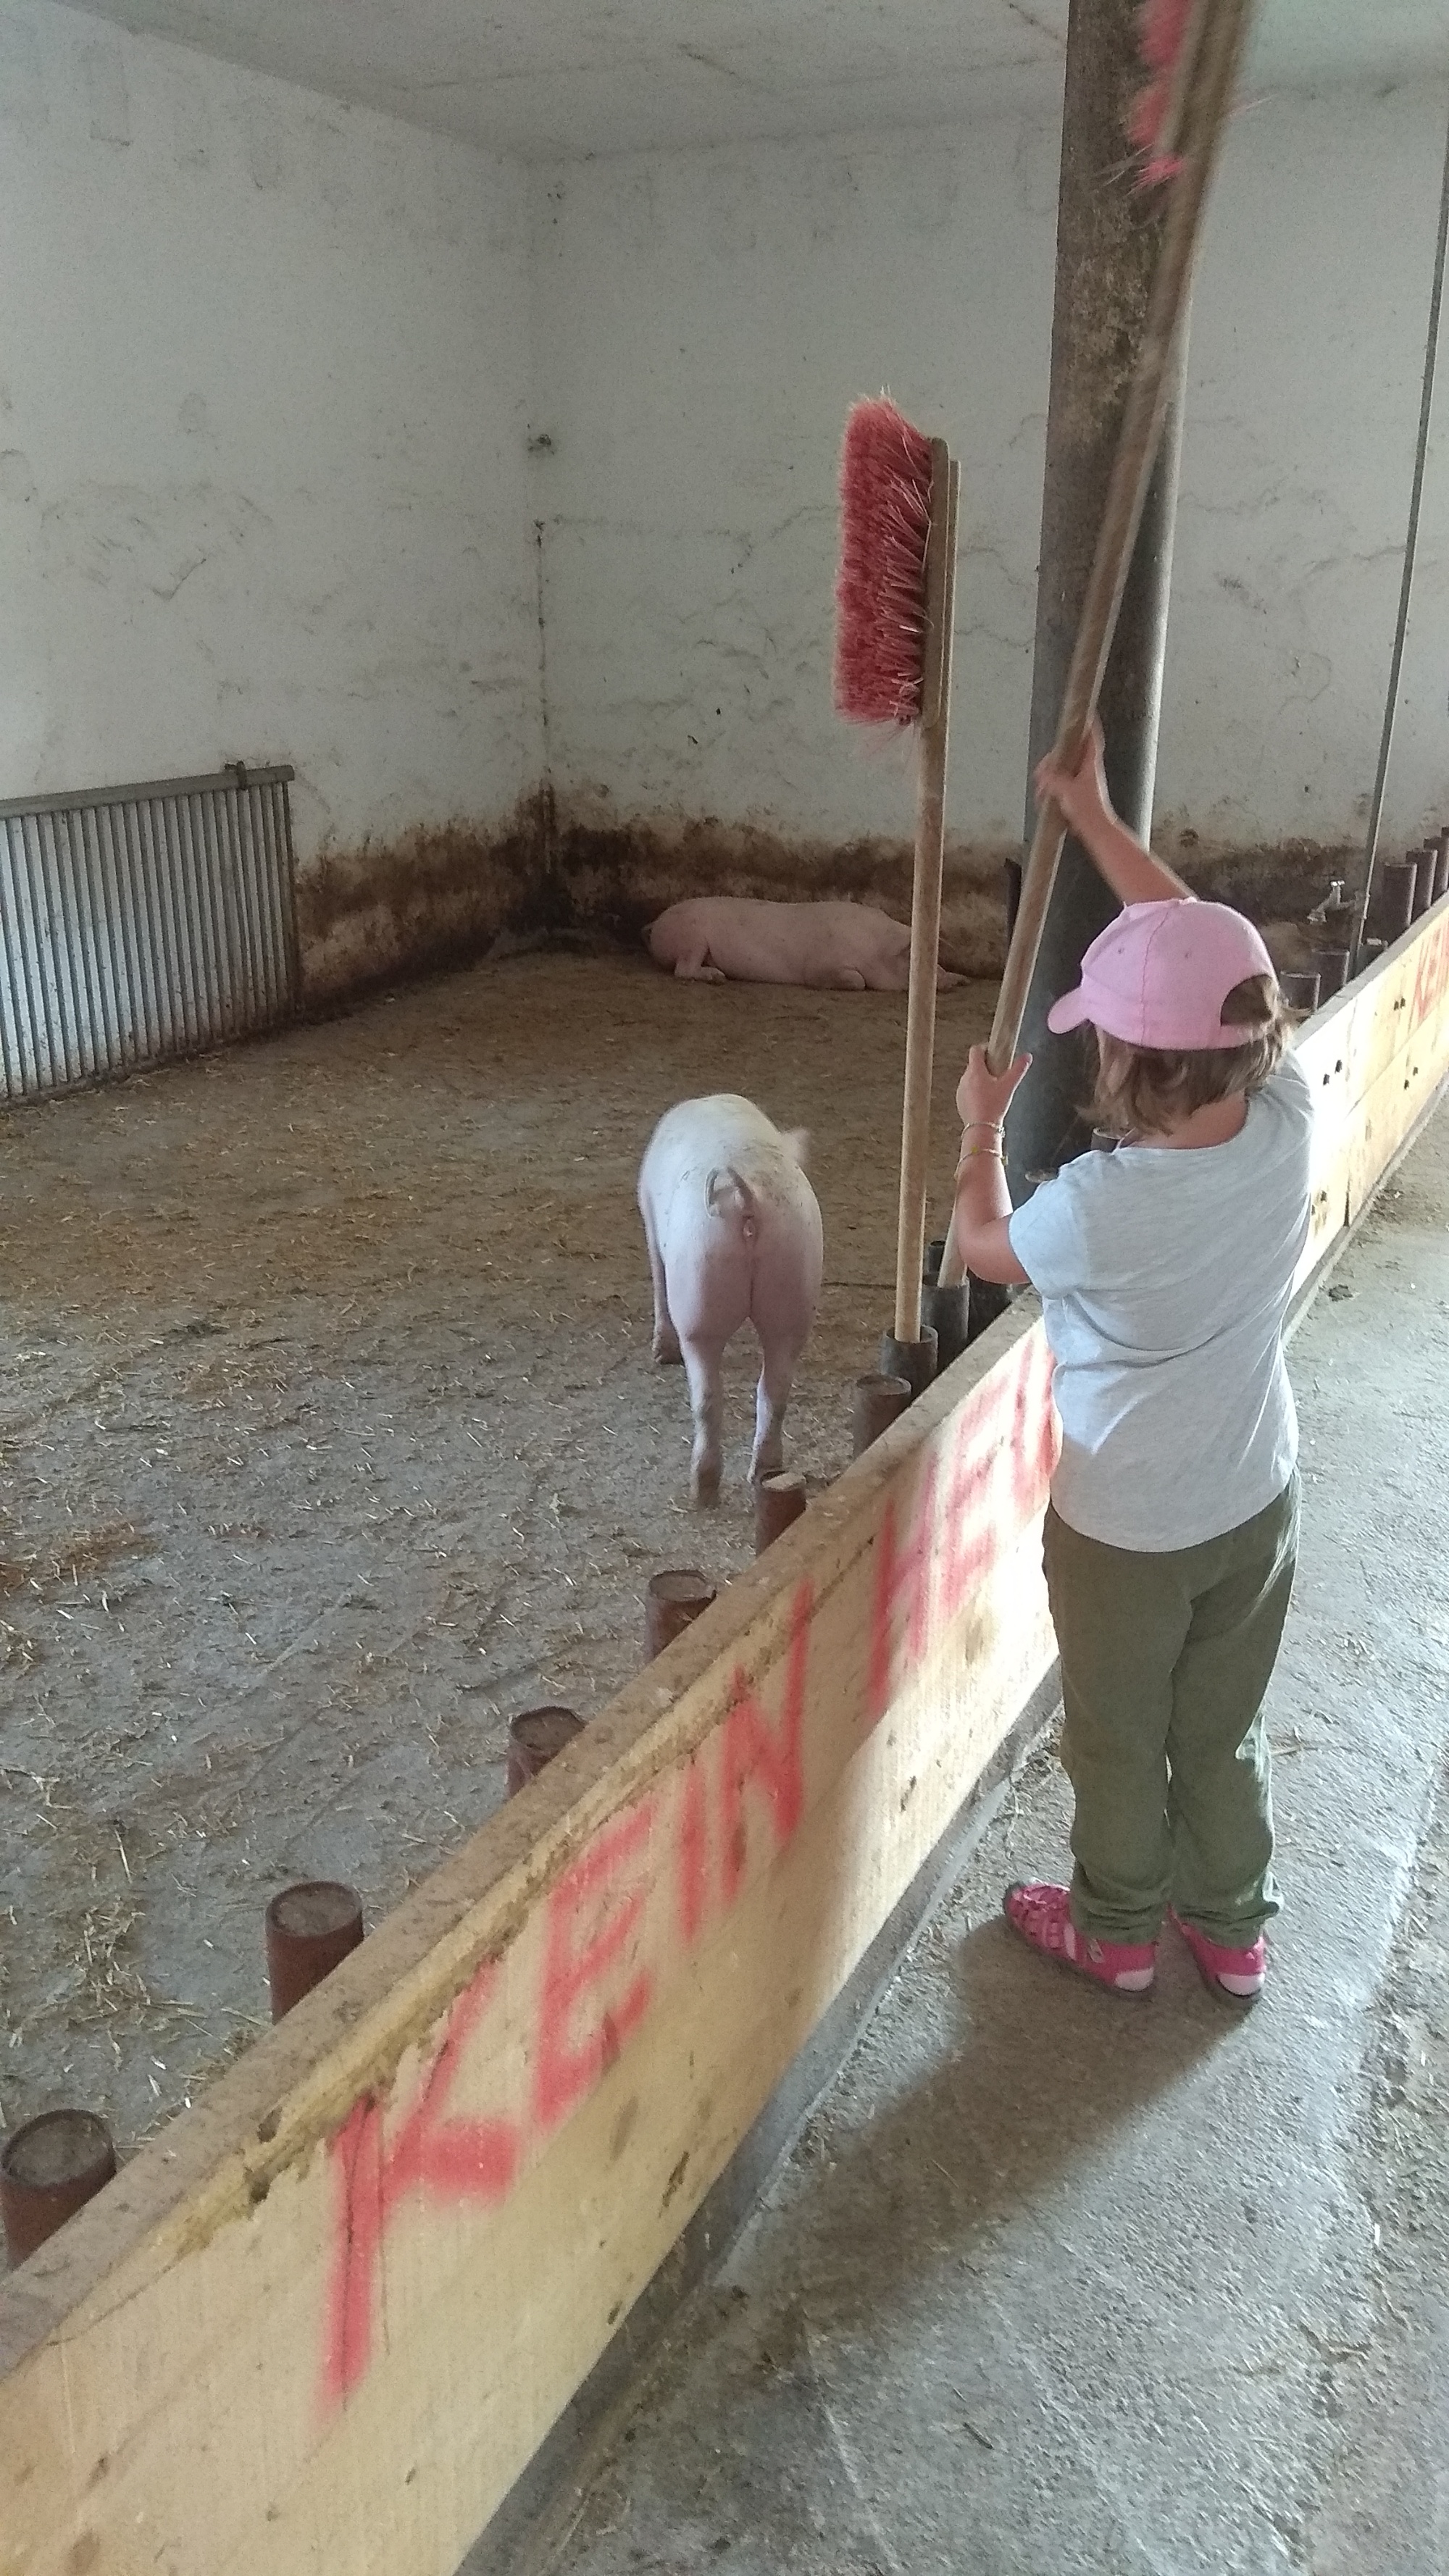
[638,1094,824,1507]
[646,898,961,992]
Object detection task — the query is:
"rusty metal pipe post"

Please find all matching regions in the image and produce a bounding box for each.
[1311,950,1351,1001]
[922,1281,970,1373]
[877,1326,938,1402]
[853,1372,912,1456]
[506,1706,586,1796]
[1372,857,1419,945]
[265,1881,364,2021]
[920,1237,970,1374]
[1319,896,1358,954]
[645,1571,717,1661]
[754,1473,807,1554]
[1,2110,117,2267]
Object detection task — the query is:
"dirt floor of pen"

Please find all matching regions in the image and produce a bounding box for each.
[0,950,993,2150]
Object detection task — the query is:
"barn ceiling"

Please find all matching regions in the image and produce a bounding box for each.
[55,0,1448,161]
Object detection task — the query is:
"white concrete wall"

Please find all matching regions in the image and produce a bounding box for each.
[531,83,1449,866]
[528,115,1058,860]
[3,9,1443,993]
[1167,83,1449,861]
[0,0,538,877]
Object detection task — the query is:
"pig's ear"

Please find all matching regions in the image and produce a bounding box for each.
[782,1128,811,1169]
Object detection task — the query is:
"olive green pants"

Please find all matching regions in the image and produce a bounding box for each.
[1043,1476,1299,1949]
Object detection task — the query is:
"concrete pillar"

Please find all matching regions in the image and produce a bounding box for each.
[1006,0,1187,1197]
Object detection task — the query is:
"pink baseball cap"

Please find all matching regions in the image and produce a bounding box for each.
[1047,900,1276,1051]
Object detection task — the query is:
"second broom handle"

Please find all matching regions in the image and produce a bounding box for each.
[986,0,1253,1076]
[893,451,959,1345]
[893,708,951,1343]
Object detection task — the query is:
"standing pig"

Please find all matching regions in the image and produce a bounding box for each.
[638,1094,824,1506]
[646,898,961,992]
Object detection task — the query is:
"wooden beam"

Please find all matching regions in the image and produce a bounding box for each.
[4,895,1448,2576]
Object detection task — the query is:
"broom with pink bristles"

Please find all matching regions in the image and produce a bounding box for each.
[834,398,960,1387]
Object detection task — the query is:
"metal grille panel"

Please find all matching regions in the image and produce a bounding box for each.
[0,766,298,1101]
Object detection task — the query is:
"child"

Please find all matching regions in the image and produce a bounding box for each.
[953,722,1313,2006]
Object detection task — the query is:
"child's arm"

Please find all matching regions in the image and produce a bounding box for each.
[951,1047,1032,1287]
[1035,719,1191,908]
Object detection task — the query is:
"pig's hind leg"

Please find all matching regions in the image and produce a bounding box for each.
[640,1196,682,1366]
[748,1334,806,1484]
[680,1335,727,1506]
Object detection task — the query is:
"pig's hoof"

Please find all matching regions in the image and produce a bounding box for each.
[652,1331,682,1366]
[690,1465,722,1507]
[749,1450,783,1486]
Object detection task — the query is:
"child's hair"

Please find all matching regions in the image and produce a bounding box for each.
[1090,974,1290,1139]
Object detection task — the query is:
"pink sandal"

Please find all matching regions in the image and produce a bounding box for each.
[1003,1881,1156,1996]
[1169,1909,1266,2006]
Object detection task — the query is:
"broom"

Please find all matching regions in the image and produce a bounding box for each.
[834,398,960,1394]
[935,0,1254,1294]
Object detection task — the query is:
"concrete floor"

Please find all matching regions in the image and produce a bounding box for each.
[510,1102,1449,2576]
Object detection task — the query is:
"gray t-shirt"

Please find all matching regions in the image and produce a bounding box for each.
[1008,1053,1314,1552]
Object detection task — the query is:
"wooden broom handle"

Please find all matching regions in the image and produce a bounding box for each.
[938,0,1252,1294]
[893,446,959,1345]
[985,0,1252,1079]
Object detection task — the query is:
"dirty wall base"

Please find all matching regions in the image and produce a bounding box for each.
[290,787,1379,1008]
[552,807,1363,982]
[296,798,552,1006]
[551,802,1014,976]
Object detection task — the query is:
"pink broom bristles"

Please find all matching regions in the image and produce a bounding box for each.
[1127,0,1195,185]
[833,396,935,729]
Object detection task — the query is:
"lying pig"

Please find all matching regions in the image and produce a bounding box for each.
[646,897,961,992]
[638,1094,824,1506]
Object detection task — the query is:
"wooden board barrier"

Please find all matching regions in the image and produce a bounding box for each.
[3,893,1448,2576]
[1292,892,1449,1294]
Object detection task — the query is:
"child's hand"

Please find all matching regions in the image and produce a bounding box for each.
[956,1045,1031,1132]
[1035,717,1117,844]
